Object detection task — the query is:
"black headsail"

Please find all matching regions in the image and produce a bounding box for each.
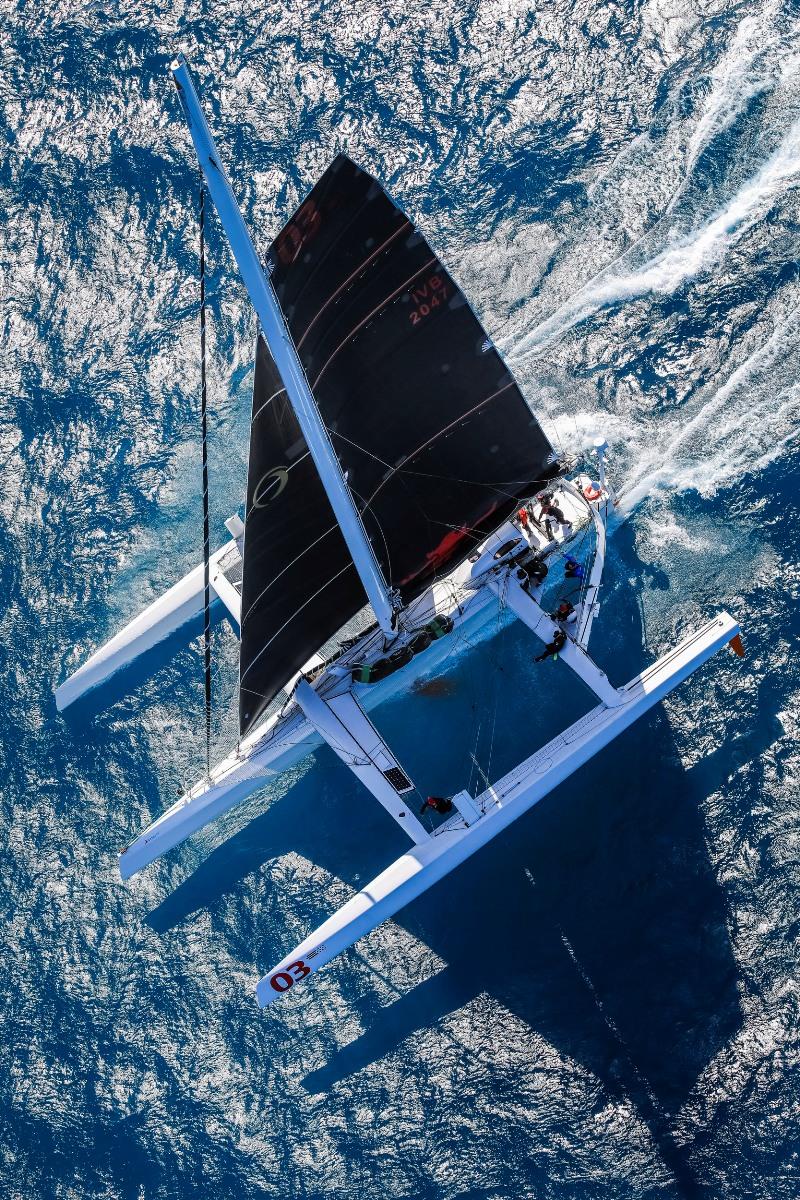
[239,155,558,735]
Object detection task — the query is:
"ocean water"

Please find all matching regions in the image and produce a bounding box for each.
[2,1,799,1197]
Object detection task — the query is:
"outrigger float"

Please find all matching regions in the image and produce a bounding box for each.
[56,56,742,1007]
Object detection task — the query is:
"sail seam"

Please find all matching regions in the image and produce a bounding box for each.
[240,561,356,693]
[240,519,339,627]
[251,385,287,425]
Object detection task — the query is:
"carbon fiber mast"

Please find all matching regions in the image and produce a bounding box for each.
[170,53,399,638]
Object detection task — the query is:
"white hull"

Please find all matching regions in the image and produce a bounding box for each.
[55,538,241,712]
[257,611,739,1005]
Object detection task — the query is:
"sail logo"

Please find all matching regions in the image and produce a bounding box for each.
[253,467,289,507]
[409,273,448,326]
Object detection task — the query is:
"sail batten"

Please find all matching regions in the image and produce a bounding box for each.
[239,154,558,736]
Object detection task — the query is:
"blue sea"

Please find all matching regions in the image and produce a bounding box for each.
[2,2,799,1197]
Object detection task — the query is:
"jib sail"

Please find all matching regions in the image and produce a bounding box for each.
[239,154,558,735]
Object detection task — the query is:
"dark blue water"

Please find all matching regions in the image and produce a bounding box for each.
[3,3,799,1197]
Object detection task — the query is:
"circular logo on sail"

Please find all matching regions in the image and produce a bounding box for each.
[253,467,289,508]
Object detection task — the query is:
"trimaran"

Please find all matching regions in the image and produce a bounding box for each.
[56,56,742,1008]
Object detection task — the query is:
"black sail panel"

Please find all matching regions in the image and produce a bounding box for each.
[267,154,558,600]
[240,155,558,735]
[238,335,364,735]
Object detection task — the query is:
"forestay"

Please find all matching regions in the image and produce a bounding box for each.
[239,155,559,735]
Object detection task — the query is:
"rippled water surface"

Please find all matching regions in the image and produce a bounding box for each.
[2,2,800,1197]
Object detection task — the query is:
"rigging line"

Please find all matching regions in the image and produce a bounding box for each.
[484,574,508,789]
[330,426,536,507]
[199,183,213,779]
[466,576,504,800]
[399,464,544,501]
[329,428,438,562]
[527,385,566,464]
[335,456,515,613]
[347,482,394,599]
[359,381,517,518]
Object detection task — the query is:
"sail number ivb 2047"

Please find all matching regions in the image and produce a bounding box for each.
[409,274,448,325]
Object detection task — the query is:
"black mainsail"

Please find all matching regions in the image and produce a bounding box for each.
[239,335,364,731]
[239,155,558,735]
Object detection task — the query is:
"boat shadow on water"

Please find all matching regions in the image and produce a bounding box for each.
[146,525,777,1197]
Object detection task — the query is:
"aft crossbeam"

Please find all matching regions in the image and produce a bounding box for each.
[256,611,739,1007]
[490,573,622,707]
[294,679,429,843]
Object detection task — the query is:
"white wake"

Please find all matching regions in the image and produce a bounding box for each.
[509,114,800,361]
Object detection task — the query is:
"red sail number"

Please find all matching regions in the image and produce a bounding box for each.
[269,959,311,993]
[275,200,322,265]
[409,273,447,325]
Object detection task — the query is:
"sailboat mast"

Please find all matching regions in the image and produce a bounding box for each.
[170,53,398,636]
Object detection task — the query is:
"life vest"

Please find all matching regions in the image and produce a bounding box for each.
[583,481,603,502]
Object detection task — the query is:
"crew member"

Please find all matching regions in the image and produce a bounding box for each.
[539,497,571,539]
[420,795,454,815]
[564,556,584,581]
[534,628,567,662]
[518,555,548,592]
[551,599,576,625]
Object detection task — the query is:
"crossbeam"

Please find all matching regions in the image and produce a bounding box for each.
[489,573,622,706]
[209,563,241,625]
[256,611,739,1006]
[293,678,429,844]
